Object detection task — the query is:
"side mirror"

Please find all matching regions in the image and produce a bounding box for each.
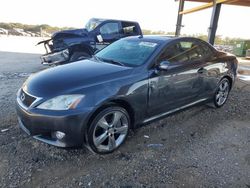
[158,61,170,71]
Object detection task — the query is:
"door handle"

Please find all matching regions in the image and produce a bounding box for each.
[197,67,206,74]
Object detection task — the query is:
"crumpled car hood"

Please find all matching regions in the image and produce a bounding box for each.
[52,28,89,38]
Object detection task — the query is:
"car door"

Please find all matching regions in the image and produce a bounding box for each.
[99,22,121,42]
[147,39,206,117]
[94,21,121,51]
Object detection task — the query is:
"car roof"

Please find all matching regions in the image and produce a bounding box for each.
[90,18,139,24]
[143,35,176,41]
[125,35,212,46]
[124,35,176,44]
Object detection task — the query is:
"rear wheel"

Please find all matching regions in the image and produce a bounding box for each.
[213,78,230,108]
[87,106,130,154]
[69,51,91,62]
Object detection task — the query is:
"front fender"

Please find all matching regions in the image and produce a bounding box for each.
[78,75,149,126]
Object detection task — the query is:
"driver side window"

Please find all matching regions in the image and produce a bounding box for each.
[158,42,188,64]
[158,40,205,64]
[100,22,119,35]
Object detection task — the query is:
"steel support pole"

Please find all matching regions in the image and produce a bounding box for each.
[175,0,185,37]
[208,3,221,45]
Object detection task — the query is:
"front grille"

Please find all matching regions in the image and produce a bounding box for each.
[20,89,36,107]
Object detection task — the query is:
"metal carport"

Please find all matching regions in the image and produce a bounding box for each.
[175,0,250,45]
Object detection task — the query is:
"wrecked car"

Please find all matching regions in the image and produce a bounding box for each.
[38,18,142,65]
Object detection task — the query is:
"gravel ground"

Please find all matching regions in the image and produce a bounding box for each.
[0,51,250,188]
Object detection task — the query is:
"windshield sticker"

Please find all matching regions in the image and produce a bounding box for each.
[139,42,157,48]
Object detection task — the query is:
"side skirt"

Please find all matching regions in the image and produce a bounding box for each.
[142,98,209,124]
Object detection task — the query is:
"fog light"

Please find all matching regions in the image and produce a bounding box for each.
[55,131,65,139]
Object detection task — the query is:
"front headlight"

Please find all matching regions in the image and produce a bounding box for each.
[36,95,84,110]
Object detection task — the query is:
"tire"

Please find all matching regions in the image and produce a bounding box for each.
[86,106,130,154]
[69,51,91,62]
[213,78,231,108]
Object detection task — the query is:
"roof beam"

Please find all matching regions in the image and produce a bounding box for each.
[226,0,249,6]
[179,0,239,14]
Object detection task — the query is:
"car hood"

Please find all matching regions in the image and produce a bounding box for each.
[52,28,89,38]
[24,59,133,97]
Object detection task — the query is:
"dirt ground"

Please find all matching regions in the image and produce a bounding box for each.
[0,51,249,188]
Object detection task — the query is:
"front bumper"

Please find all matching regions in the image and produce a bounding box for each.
[16,98,91,148]
[41,49,69,65]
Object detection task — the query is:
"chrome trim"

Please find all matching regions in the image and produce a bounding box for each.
[18,117,31,135]
[22,89,39,98]
[17,97,28,110]
[41,60,62,66]
[29,97,43,108]
[33,135,67,147]
[19,118,68,147]
[41,61,55,65]
[17,89,42,109]
[20,92,25,102]
[143,98,208,123]
[41,49,69,65]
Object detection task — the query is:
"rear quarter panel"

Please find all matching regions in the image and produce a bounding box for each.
[203,51,237,97]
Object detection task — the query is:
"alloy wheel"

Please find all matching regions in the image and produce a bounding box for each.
[92,110,129,152]
[215,79,230,106]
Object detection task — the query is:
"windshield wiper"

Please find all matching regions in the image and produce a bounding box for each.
[93,56,125,66]
[101,58,125,66]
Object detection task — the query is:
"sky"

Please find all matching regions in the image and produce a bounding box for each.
[0,0,249,38]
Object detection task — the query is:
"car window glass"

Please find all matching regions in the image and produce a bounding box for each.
[96,39,159,67]
[121,22,138,35]
[158,42,188,63]
[200,42,214,58]
[85,18,102,31]
[100,23,119,35]
[158,40,206,64]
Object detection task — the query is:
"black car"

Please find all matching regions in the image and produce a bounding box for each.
[38,18,142,65]
[16,36,238,154]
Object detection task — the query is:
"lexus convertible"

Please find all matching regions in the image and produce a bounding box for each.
[16,36,238,154]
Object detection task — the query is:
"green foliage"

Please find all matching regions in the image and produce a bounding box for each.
[142,30,244,45]
[165,32,245,45]
[0,22,245,45]
[142,29,175,36]
[0,22,75,34]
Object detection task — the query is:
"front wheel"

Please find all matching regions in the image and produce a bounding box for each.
[213,78,231,108]
[87,106,130,154]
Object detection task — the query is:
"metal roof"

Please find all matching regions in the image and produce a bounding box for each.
[175,0,250,44]
[184,0,250,7]
[179,0,250,14]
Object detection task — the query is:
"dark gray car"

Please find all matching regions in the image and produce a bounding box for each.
[16,36,238,154]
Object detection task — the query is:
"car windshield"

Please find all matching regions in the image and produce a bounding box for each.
[85,18,102,31]
[95,39,159,67]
